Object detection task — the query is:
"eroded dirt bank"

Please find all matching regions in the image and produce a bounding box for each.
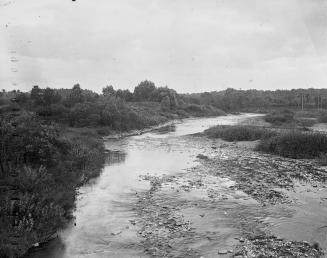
[133,136,327,257]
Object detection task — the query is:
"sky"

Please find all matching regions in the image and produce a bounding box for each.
[1,0,327,93]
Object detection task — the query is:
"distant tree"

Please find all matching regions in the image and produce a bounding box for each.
[116,89,133,101]
[15,92,29,105]
[160,95,171,110]
[43,88,61,105]
[31,85,43,105]
[102,85,115,97]
[133,80,156,101]
[66,84,84,106]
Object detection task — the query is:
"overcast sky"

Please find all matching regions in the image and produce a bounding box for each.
[1,0,327,93]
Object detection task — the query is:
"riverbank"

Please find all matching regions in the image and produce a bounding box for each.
[0,114,107,258]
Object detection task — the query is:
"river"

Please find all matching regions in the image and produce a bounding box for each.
[26,113,327,257]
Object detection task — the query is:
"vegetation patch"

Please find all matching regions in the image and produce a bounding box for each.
[256,130,327,159]
[204,125,276,141]
[0,113,106,257]
[264,109,295,126]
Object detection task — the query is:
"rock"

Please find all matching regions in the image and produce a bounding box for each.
[196,154,209,160]
[218,249,228,254]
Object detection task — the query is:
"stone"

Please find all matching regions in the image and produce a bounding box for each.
[218,249,228,254]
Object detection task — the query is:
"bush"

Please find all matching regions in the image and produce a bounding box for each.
[204,125,275,141]
[0,114,106,257]
[256,131,327,159]
[264,109,294,125]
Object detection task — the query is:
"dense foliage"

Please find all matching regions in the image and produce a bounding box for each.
[0,82,226,134]
[182,88,327,112]
[0,113,105,257]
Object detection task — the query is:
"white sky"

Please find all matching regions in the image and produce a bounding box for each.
[1,0,327,93]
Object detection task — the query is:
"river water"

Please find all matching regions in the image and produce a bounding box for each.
[27,114,261,258]
[26,113,327,257]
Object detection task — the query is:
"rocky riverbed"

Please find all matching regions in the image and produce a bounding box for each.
[133,136,327,257]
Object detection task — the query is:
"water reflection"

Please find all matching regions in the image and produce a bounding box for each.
[151,124,176,135]
[24,237,66,258]
[105,150,127,165]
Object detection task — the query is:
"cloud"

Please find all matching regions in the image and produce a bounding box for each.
[1,0,327,92]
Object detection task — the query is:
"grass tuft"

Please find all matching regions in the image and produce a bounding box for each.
[264,109,295,126]
[204,125,276,141]
[256,131,327,159]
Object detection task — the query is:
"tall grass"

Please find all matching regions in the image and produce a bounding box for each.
[204,125,276,141]
[264,109,295,125]
[256,131,327,159]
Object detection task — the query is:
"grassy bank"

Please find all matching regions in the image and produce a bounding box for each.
[205,124,327,161]
[256,131,327,159]
[0,113,106,258]
[204,125,276,141]
[263,109,326,128]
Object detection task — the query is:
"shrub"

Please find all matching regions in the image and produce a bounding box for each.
[264,109,295,125]
[204,125,275,141]
[0,114,106,257]
[256,131,327,159]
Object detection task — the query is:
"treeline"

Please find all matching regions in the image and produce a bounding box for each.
[183,88,327,111]
[0,81,225,133]
[3,86,327,121]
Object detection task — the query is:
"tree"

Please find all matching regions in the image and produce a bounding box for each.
[102,85,115,97]
[116,89,133,101]
[66,84,84,106]
[31,85,43,106]
[161,96,171,110]
[133,81,156,101]
[43,88,61,105]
